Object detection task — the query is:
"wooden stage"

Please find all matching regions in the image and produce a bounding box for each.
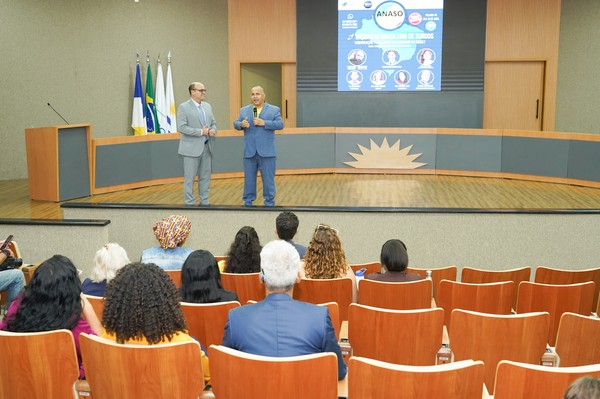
[3,174,600,220]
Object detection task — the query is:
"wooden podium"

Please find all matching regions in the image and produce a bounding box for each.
[25,124,92,202]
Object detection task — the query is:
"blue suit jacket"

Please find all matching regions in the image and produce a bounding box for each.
[233,103,284,158]
[222,293,347,380]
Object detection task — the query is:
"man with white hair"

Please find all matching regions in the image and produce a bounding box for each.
[221,240,347,380]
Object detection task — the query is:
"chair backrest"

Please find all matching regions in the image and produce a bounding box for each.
[348,357,485,399]
[449,309,550,394]
[535,265,600,307]
[493,360,600,399]
[80,333,204,399]
[555,312,600,367]
[220,272,266,305]
[0,329,79,399]
[293,277,353,320]
[319,302,341,340]
[84,294,105,321]
[406,265,458,303]
[516,281,595,346]
[180,301,241,348]
[164,269,182,288]
[461,266,531,308]
[349,261,381,277]
[437,280,515,332]
[348,304,443,365]
[209,344,338,399]
[358,278,432,310]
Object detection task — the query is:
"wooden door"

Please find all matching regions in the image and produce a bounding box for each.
[483,61,545,130]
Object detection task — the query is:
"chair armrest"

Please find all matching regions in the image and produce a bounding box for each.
[540,346,559,367]
[75,379,92,398]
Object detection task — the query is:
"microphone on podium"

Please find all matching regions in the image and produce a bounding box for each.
[253,107,257,118]
[47,102,70,125]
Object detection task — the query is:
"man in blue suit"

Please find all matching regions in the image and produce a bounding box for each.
[233,86,284,206]
[221,240,347,380]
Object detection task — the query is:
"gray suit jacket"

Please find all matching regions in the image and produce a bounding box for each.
[177,99,217,157]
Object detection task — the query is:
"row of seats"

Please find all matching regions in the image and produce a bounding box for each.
[2,327,599,399]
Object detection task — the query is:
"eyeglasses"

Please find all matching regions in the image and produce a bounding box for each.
[192,89,207,93]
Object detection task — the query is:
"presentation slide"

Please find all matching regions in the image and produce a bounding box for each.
[338,0,444,92]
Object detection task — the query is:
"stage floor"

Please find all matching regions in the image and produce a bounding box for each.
[4,174,600,219]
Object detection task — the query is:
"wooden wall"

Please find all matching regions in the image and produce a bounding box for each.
[227,0,297,126]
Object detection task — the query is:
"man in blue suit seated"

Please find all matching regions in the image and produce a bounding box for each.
[222,240,347,380]
[233,86,284,207]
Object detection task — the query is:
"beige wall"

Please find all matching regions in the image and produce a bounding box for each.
[0,0,228,180]
[555,0,600,134]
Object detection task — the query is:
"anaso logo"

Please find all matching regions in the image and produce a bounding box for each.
[374,1,406,31]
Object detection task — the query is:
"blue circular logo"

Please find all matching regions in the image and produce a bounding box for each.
[374,1,406,31]
[364,1,372,8]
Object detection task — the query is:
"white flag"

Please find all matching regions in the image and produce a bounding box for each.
[155,59,168,133]
[165,53,177,133]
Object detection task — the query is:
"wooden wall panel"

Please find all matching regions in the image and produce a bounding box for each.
[228,0,296,125]
[485,0,561,131]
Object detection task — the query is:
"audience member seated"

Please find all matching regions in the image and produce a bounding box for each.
[0,243,25,305]
[81,243,130,296]
[223,226,262,273]
[101,262,210,383]
[181,250,238,303]
[0,255,102,378]
[301,224,357,302]
[276,211,307,259]
[141,215,193,270]
[564,376,600,399]
[222,240,347,380]
[365,239,422,282]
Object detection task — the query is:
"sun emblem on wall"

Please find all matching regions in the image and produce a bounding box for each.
[344,137,428,169]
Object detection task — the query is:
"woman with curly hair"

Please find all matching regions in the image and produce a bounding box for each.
[301,224,357,302]
[101,262,210,383]
[0,255,102,378]
[181,250,238,303]
[224,226,262,273]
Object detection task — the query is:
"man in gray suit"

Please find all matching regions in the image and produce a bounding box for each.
[177,82,217,205]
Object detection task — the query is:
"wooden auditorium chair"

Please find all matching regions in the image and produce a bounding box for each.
[348,357,486,399]
[535,265,600,307]
[461,266,531,308]
[554,312,600,367]
[180,300,241,349]
[80,333,205,399]
[293,277,353,321]
[209,344,338,399]
[83,294,105,321]
[164,269,182,288]
[319,301,341,340]
[349,261,381,278]
[0,329,85,399]
[405,265,458,303]
[437,280,515,332]
[220,272,265,305]
[449,309,550,394]
[493,360,600,399]
[348,304,444,365]
[358,278,432,310]
[516,281,595,346]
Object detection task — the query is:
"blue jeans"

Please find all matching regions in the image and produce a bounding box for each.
[0,269,25,305]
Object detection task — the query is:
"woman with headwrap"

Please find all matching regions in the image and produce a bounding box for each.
[141,215,193,270]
